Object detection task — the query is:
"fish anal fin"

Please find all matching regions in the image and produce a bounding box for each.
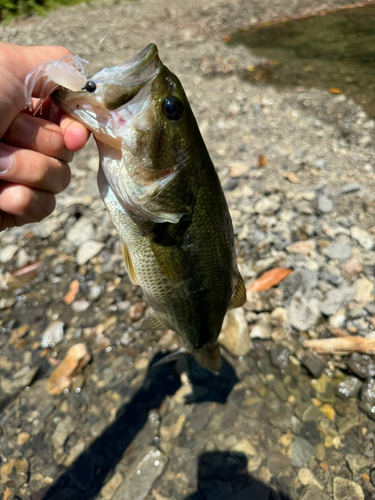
[192,344,222,374]
[149,234,189,281]
[138,310,166,331]
[229,273,246,309]
[122,243,139,285]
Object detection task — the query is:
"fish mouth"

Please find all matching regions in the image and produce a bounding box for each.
[51,43,161,145]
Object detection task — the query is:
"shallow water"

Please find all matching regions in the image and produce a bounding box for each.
[229,3,375,116]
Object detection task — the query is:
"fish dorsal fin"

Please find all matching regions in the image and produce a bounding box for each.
[138,310,166,331]
[229,274,246,309]
[149,232,189,281]
[122,243,139,285]
[193,344,222,374]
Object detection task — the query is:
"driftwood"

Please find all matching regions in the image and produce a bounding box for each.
[304,337,375,355]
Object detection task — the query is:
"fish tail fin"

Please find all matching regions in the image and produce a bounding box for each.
[192,344,222,374]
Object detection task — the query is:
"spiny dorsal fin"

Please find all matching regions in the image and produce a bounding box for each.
[138,310,166,331]
[229,273,246,309]
[122,243,139,285]
[149,232,189,281]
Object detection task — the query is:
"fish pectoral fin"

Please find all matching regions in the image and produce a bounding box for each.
[138,310,166,331]
[229,273,246,309]
[149,233,189,281]
[152,347,189,367]
[193,344,222,374]
[122,243,139,285]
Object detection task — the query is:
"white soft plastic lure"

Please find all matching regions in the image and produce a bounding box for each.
[24,54,89,113]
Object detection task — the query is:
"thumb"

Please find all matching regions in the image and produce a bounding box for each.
[0,43,71,137]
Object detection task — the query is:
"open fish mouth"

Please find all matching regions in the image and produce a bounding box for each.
[51,43,161,146]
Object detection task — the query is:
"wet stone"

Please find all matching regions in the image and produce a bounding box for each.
[319,286,354,316]
[111,446,167,500]
[0,244,18,263]
[218,308,250,356]
[0,457,29,488]
[298,468,323,490]
[76,240,105,265]
[66,218,95,246]
[41,321,65,348]
[333,477,364,500]
[301,356,326,378]
[347,353,375,379]
[299,486,330,500]
[299,421,321,446]
[335,376,362,399]
[345,453,373,475]
[1,365,39,395]
[267,452,290,475]
[359,379,375,420]
[316,195,333,213]
[289,437,314,468]
[52,416,75,449]
[270,345,290,373]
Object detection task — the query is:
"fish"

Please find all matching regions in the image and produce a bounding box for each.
[27,43,246,373]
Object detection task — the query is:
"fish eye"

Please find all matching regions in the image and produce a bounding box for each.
[83,80,97,93]
[162,96,184,121]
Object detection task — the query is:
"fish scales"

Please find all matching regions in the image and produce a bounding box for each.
[27,43,246,372]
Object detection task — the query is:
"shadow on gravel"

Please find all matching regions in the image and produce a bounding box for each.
[40,353,238,500]
[185,451,291,500]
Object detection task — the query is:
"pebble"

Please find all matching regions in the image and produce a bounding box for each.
[76,240,105,265]
[41,321,65,348]
[16,248,30,268]
[299,486,329,500]
[231,438,256,457]
[340,183,361,194]
[270,346,290,372]
[66,218,95,246]
[346,353,375,379]
[289,292,320,331]
[351,226,374,251]
[359,379,375,420]
[71,300,90,313]
[101,472,123,499]
[17,432,31,446]
[289,437,314,467]
[317,195,333,213]
[328,308,346,328]
[355,277,374,303]
[1,365,39,395]
[335,376,362,399]
[333,477,364,500]
[52,416,75,449]
[47,343,91,395]
[0,244,18,263]
[345,453,373,475]
[298,468,323,489]
[250,313,272,339]
[218,308,250,356]
[319,286,354,316]
[324,243,352,261]
[0,458,29,488]
[254,197,280,215]
[342,258,363,282]
[111,447,167,500]
[33,217,61,238]
[0,297,16,310]
[301,356,326,379]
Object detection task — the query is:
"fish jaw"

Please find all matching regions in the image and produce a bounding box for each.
[51,43,161,147]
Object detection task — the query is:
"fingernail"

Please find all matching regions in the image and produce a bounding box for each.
[0,148,13,173]
[11,117,35,145]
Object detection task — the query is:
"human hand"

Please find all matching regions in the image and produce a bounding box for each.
[0,43,90,231]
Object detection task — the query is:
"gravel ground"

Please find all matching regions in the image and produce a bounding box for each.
[1,1,375,499]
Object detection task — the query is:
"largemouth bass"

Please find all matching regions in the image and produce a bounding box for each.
[43,44,246,372]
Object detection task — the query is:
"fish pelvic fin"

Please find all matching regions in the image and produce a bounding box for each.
[138,310,166,331]
[229,273,246,309]
[192,344,222,374]
[153,346,189,367]
[122,243,139,285]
